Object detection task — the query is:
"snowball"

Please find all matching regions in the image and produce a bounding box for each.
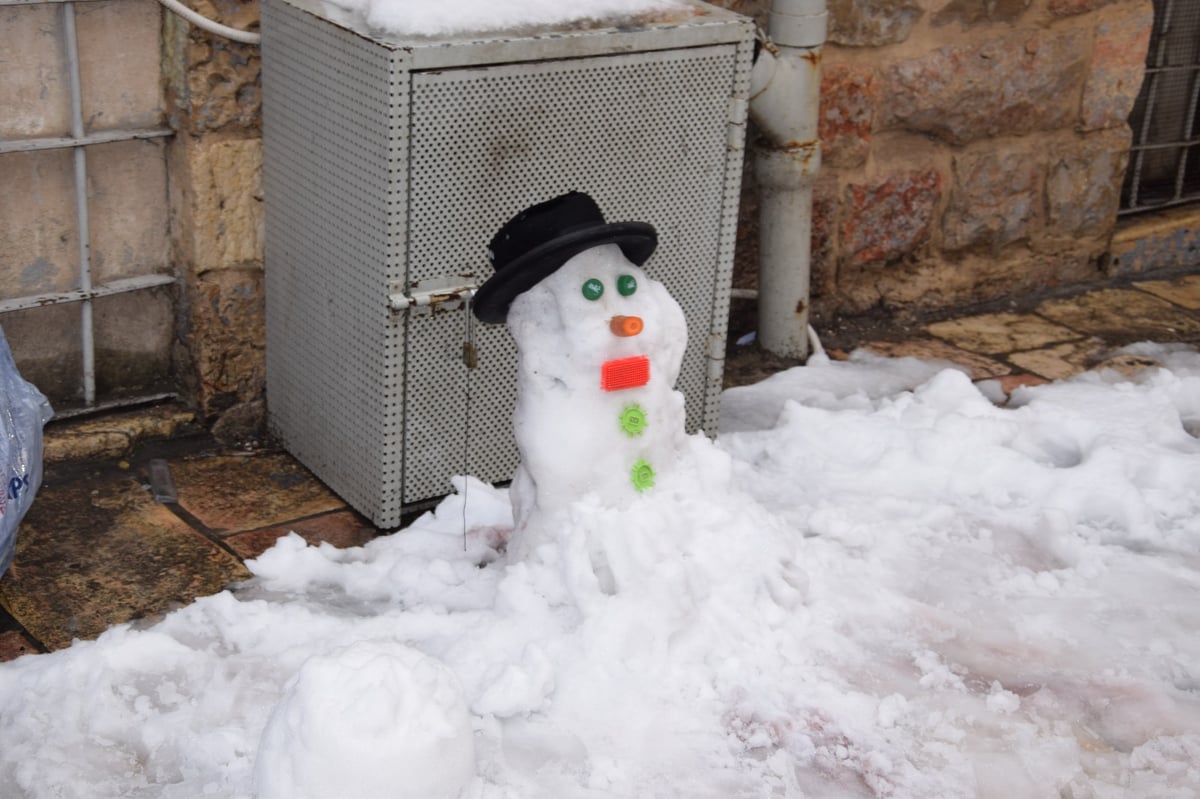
[254,640,475,799]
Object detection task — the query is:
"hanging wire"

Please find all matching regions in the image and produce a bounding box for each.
[461,290,478,551]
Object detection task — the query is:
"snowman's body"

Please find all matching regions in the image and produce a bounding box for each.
[504,244,689,557]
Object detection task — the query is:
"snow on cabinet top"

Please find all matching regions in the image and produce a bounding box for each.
[282,0,718,43]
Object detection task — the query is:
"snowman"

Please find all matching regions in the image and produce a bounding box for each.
[473,192,690,561]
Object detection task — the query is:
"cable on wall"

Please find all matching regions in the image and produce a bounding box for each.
[157,0,262,44]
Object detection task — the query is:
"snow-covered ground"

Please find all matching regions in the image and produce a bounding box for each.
[1,344,1199,798]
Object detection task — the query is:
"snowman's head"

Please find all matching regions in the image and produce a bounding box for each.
[508,244,687,387]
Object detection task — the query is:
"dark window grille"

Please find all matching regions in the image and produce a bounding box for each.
[1120,0,1200,215]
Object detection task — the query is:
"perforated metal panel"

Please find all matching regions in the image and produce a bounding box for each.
[262,0,753,526]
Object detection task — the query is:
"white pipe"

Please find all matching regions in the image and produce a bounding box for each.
[157,0,261,44]
[748,0,827,360]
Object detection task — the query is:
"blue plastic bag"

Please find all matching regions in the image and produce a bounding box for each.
[0,325,53,579]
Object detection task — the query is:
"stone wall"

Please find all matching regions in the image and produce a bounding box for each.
[719,0,1154,327]
[163,0,265,440]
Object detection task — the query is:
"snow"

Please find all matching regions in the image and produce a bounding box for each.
[318,0,686,36]
[1,341,1199,798]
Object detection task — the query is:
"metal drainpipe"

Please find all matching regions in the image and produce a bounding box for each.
[748,0,827,360]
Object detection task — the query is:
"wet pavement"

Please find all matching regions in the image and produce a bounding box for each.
[2,270,1199,662]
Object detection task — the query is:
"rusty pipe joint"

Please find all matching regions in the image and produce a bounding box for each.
[748,0,827,360]
[749,0,825,155]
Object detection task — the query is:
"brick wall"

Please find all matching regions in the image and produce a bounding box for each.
[719,0,1154,326]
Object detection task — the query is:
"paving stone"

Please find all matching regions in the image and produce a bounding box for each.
[0,630,40,662]
[1035,289,1200,344]
[226,510,379,561]
[171,452,345,534]
[43,406,198,464]
[1133,274,1200,310]
[925,312,1083,355]
[1007,338,1108,380]
[862,338,1011,379]
[0,475,249,651]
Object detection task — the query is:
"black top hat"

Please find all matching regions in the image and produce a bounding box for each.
[472,191,657,324]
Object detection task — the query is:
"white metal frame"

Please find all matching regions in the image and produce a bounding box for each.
[0,0,176,413]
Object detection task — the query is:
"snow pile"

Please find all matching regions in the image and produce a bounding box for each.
[320,0,686,36]
[0,344,1198,797]
[254,640,475,799]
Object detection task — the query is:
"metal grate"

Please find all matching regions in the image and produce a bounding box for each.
[0,0,176,416]
[261,0,753,524]
[1120,0,1200,215]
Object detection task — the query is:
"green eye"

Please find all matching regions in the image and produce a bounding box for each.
[617,275,638,297]
[582,278,604,301]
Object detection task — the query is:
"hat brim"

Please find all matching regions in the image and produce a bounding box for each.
[472,222,657,324]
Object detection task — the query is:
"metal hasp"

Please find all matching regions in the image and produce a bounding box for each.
[260,0,755,525]
[749,0,827,360]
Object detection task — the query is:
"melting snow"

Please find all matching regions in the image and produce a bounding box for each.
[1,344,1199,797]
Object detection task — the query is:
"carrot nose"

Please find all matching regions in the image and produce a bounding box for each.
[610,315,643,337]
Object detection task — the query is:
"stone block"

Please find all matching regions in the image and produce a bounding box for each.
[186,267,266,419]
[1080,4,1153,131]
[43,405,197,463]
[1107,206,1200,275]
[839,168,942,266]
[0,4,70,138]
[925,312,1082,355]
[883,31,1088,145]
[172,135,264,272]
[0,150,78,300]
[76,0,165,131]
[933,0,1031,28]
[828,0,922,46]
[943,148,1041,253]
[177,0,261,133]
[1045,129,1130,239]
[88,139,172,283]
[819,63,877,168]
[1048,0,1120,16]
